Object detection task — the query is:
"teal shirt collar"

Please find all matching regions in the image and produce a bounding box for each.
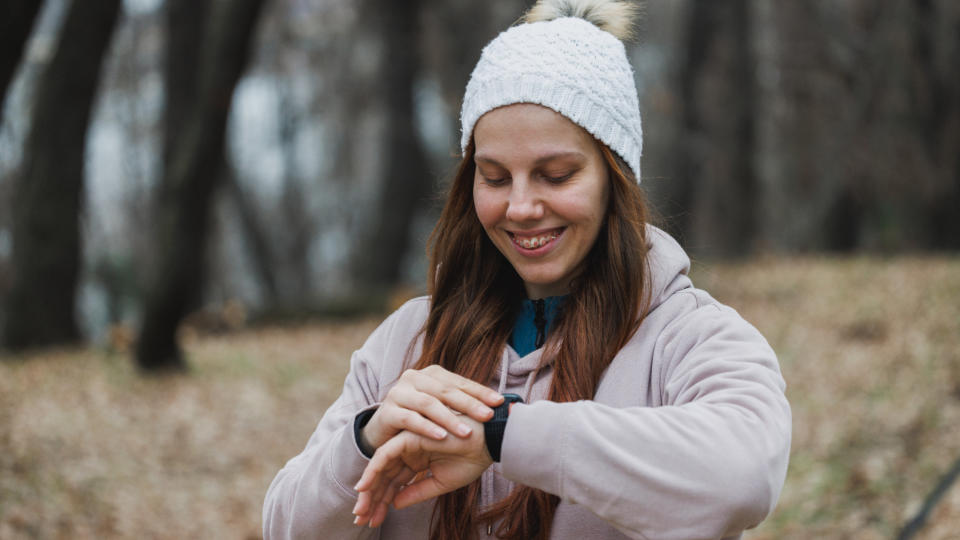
[509,295,566,356]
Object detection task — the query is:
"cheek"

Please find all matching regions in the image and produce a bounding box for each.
[583,176,610,227]
[593,187,611,227]
[562,181,608,232]
[556,193,602,227]
[472,186,502,230]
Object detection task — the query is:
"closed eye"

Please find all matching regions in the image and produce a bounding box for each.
[480,175,509,187]
[542,172,574,184]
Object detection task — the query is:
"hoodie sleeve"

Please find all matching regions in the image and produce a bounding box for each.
[262,304,416,540]
[499,292,792,540]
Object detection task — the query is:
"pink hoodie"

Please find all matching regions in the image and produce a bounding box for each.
[263,227,792,539]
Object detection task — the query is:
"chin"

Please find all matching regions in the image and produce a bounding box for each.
[519,275,565,294]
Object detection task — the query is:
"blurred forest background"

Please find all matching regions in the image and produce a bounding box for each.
[1,0,956,359]
[1,0,959,538]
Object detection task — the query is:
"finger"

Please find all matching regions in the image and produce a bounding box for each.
[353,492,374,527]
[358,457,398,499]
[391,405,456,441]
[353,510,371,527]
[410,375,498,424]
[391,389,475,438]
[352,489,372,518]
[356,437,400,491]
[423,365,505,408]
[381,467,416,507]
[369,500,390,528]
[367,464,400,513]
[357,433,418,492]
[356,459,401,520]
[355,478,396,527]
[394,475,449,510]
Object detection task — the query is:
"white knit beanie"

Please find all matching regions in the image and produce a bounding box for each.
[460,0,644,182]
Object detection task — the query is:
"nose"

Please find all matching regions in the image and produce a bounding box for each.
[504,178,544,223]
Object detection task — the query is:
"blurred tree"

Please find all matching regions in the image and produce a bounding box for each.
[669,0,960,254]
[0,0,44,112]
[674,0,755,256]
[161,0,210,169]
[2,0,122,350]
[223,162,280,303]
[421,0,526,140]
[135,0,265,372]
[905,0,960,249]
[271,83,311,303]
[349,0,431,297]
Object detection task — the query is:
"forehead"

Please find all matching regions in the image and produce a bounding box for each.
[473,103,597,159]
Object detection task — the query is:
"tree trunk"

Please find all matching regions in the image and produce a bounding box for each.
[350,0,431,295]
[910,0,960,249]
[678,0,755,257]
[0,0,44,111]
[752,2,848,252]
[162,0,211,167]
[2,0,122,350]
[135,0,265,372]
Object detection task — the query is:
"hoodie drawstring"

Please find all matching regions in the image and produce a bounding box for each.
[483,352,541,536]
[533,299,546,348]
[522,367,539,403]
[482,467,493,533]
[485,351,511,531]
[496,349,509,395]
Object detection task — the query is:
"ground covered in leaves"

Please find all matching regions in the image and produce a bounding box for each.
[1,256,959,539]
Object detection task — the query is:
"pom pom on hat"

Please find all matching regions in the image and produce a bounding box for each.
[523,0,641,41]
[460,0,644,182]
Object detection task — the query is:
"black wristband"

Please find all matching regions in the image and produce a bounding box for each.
[484,393,524,462]
[353,407,378,458]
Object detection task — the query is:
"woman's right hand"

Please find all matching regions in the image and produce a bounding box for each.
[360,365,504,453]
[353,414,491,527]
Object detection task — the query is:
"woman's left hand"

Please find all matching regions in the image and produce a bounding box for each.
[351,415,491,528]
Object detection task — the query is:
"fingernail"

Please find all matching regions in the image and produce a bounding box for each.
[353,516,360,525]
[352,501,360,514]
[457,423,472,436]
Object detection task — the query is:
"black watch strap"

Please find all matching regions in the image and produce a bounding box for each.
[484,393,524,462]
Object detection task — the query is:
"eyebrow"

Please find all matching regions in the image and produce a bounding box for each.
[474,151,587,168]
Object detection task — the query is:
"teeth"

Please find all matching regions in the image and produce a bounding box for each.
[514,231,559,249]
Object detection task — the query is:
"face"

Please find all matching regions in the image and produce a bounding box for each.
[472,103,609,299]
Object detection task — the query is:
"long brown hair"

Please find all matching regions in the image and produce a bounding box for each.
[414,140,651,539]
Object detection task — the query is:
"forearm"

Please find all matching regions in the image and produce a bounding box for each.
[263,419,376,540]
[500,396,789,540]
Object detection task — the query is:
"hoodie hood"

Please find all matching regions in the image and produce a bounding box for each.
[497,224,693,387]
[644,225,693,314]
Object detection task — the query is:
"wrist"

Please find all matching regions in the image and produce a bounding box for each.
[483,393,524,462]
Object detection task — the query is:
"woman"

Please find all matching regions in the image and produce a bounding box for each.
[263,1,791,539]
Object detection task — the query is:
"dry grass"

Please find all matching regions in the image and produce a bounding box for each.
[0,320,378,539]
[1,256,959,539]
[691,256,960,540]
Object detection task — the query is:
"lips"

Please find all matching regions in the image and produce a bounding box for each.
[508,228,564,251]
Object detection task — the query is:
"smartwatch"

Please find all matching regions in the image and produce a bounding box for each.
[484,393,524,462]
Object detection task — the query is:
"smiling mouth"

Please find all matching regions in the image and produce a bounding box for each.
[508,228,564,250]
